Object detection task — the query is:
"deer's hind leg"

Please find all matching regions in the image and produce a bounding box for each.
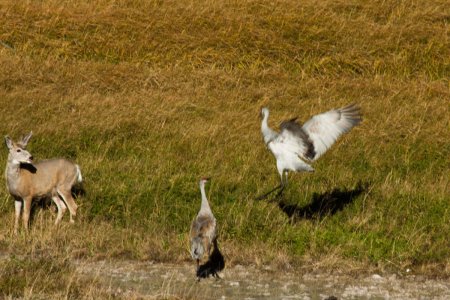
[56,187,78,224]
[51,190,67,225]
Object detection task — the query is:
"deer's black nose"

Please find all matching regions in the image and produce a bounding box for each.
[29,156,33,160]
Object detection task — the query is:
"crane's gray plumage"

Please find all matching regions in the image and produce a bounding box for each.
[260,104,361,190]
[280,117,316,160]
[190,178,216,270]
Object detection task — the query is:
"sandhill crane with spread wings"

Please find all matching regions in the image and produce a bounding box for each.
[190,177,216,272]
[259,104,362,198]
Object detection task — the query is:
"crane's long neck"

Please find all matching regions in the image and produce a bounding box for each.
[261,112,277,145]
[199,181,212,214]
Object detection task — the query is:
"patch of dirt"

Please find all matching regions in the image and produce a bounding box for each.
[75,260,450,299]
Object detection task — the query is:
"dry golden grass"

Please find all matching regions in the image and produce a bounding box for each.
[0,0,449,297]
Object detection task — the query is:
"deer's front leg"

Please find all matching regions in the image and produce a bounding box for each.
[22,197,32,231]
[14,199,22,234]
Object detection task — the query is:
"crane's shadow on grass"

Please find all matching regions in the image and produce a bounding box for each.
[273,181,369,221]
[197,238,225,280]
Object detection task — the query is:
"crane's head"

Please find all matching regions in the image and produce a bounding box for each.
[5,132,34,165]
[200,177,210,185]
[260,107,269,119]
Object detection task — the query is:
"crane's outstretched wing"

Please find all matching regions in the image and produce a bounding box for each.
[276,118,316,161]
[302,104,361,161]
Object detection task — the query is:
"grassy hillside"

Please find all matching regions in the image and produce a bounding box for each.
[0,0,449,296]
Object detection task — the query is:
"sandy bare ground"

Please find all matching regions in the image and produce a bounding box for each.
[75,260,450,299]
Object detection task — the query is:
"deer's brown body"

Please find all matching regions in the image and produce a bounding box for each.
[4,132,82,234]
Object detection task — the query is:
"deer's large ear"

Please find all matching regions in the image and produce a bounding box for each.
[21,131,33,148]
[5,136,13,150]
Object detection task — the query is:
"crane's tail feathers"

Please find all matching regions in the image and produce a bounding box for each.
[295,162,314,172]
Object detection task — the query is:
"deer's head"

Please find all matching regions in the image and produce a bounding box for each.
[5,132,34,165]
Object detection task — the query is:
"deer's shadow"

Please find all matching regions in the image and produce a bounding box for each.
[197,238,225,280]
[275,181,369,221]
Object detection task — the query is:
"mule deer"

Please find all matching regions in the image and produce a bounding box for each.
[4,132,82,233]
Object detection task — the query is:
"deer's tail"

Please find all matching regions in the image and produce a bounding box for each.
[75,164,83,183]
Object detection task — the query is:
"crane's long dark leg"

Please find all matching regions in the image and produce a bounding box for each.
[213,271,221,279]
[195,259,201,282]
[256,171,287,201]
[255,184,283,200]
[274,172,287,198]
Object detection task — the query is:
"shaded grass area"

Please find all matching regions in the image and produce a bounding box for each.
[0,0,449,296]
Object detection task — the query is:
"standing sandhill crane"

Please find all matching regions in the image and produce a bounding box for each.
[259,104,362,198]
[190,177,216,271]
